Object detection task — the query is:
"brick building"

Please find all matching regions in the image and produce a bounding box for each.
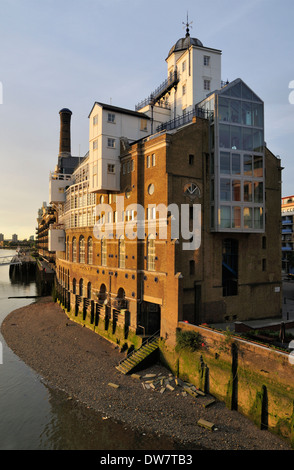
[48,25,282,346]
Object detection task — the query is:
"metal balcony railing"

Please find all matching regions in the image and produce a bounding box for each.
[135,71,179,111]
[156,107,214,133]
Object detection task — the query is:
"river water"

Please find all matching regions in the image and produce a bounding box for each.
[0,250,186,451]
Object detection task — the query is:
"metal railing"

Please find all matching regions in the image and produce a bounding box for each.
[117,329,160,366]
[135,71,179,111]
[156,107,214,133]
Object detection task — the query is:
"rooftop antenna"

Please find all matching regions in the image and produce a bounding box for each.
[182,12,193,37]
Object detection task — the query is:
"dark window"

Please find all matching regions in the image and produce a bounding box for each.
[222,239,238,296]
[262,259,266,272]
[189,154,194,165]
[262,236,266,249]
[189,260,195,275]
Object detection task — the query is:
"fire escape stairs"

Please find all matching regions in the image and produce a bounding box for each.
[116,332,160,375]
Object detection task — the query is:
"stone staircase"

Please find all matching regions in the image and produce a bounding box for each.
[116,333,160,375]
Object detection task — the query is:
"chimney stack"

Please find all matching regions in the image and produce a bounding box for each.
[59,108,72,157]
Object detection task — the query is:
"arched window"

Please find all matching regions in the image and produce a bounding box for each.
[79,236,85,263]
[98,283,106,304]
[72,278,76,294]
[72,237,77,262]
[101,237,107,266]
[118,237,125,268]
[87,282,91,299]
[147,235,155,271]
[87,237,93,264]
[79,278,83,297]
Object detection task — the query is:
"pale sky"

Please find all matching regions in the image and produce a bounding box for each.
[0,0,293,239]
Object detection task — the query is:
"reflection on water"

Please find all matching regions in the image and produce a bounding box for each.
[0,251,191,450]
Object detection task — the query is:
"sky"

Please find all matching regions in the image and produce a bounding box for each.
[0,0,293,239]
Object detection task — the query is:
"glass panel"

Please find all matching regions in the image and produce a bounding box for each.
[220,179,231,201]
[242,127,253,150]
[244,207,253,228]
[219,124,230,149]
[244,181,253,202]
[230,100,241,123]
[244,154,253,175]
[230,82,241,98]
[219,97,230,122]
[232,180,241,201]
[254,181,263,203]
[253,129,263,152]
[242,102,252,125]
[241,83,253,100]
[232,153,241,174]
[232,207,241,228]
[254,155,263,177]
[254,207,263,229]
[252,103,263,127]
[220,151,230,174]
[220,206,231,228]
[231,126,241,149]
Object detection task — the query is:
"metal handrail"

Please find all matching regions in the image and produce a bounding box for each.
[117,329,160,365]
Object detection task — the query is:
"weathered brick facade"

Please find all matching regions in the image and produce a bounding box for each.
[56,116,282,347]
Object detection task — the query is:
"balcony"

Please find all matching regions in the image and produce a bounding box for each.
[156,107,214,133]
[48,224,65,252]
[49,172,72,204]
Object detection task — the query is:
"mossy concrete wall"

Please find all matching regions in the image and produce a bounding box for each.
[160,321,294,448]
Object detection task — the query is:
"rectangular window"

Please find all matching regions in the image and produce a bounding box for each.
[107,164,115,174]
[222,239,238,296]
[152,154,156,166]
[254,207,263,229]
[220,179,231,201]
[189,154,194,165]
[93,114,98,126]
[232,180,241,201]
[204,56,210,66]
[107,138,115,148]
[93,139,98,150]
[254,181,263,203]
[189,260,195,275]
[220,206,231,228]
[244,154,253,175]
[262,258,266,271]
[219,124,230,148]
[182,61,186,71]
[146,155,150,168]
[254,155,263,177]
[232,207,241,229]
[244,181,253,202]
[182,84,186,95]
[244,207,253,229]
[232,153,241,175]
[220,151,230,174]
[140,119,147,131]
[131,159,134,171]
[107,113,115,123]
[204,79,211,91]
